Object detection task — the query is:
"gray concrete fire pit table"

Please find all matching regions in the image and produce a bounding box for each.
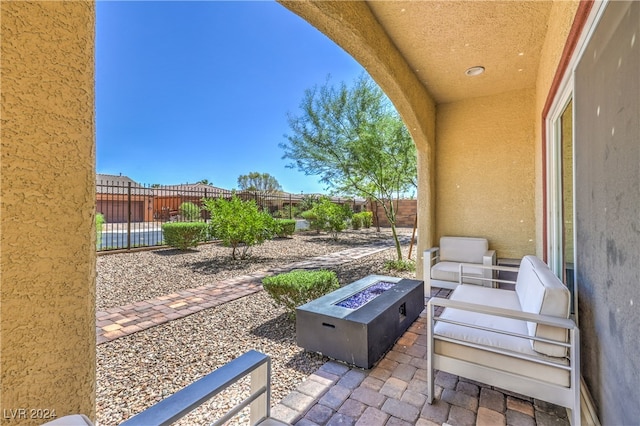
[296,275,424,369]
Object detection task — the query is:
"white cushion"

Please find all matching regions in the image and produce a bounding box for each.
[515,256,570,357]
[435,285,527,353]
[434,284,570,387]
[431,261,484,285]
[439,237,488,263]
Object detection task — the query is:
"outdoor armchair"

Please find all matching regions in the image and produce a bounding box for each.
[423,236,496,297]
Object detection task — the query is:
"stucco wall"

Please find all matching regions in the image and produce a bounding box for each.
[1,1,96,422]
[435,89,536,259]
[534,0,581,258]
[574,2,639,423]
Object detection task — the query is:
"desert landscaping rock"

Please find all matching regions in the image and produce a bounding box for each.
[96,228,416,425]
[97,228,413,310]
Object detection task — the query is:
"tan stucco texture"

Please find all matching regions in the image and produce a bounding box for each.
[435,89,536,259]
[367,1,552,104]
[533,0,581,257]
[1,1,96,422]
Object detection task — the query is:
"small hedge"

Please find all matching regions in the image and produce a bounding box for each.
[96,213,105,249]
[384,259,416,272]
[361,211,373,228]
[351,214,363,230]
[301,210,322,234]
[300,197,349,239]
[275,219,296,237]
[162,222,207,250]
[262,269,340,319]
[179,202,201,221]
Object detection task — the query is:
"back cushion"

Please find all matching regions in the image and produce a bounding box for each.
[515,256,539,308]
[439,237,488,263]
[516,255,571,357]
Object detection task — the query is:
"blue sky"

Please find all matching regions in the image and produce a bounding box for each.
[96,1,365,194]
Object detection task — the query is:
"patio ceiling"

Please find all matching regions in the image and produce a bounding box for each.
[366,1,553,104]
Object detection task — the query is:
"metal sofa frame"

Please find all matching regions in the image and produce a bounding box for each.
[426,264,581,426]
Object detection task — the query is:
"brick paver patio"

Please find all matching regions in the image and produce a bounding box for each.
[269,289,571,426]
[98,240,571,425]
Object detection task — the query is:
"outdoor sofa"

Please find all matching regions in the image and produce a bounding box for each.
[426,255,580,425]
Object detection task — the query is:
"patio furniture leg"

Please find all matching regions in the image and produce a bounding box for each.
[426,302,434,403]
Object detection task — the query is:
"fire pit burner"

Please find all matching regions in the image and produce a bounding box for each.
[335,281,396,309]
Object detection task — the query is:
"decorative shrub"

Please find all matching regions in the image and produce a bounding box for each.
[203,195,277,259]
[384,259,416,272]
[275,219,296,237]
[341,203,354,221]
[351,213,363,230]
[96,213,105,249]
[361,211,373,228]
[162,222,207,250]
[301,197,349,239]
[276,205,300,219]
[179,202,202,221]
[262,269,340,319]
[301,209,323,234]
[322,199,349,239]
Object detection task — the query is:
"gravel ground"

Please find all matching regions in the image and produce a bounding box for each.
[97,228,415,310]
[96,228,418,425]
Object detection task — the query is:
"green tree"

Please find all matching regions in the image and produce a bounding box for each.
[198,179,211,185]
[280,74,417,260]
[237,172,282,194]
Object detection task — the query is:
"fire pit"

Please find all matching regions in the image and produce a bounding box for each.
[296,275,424,368]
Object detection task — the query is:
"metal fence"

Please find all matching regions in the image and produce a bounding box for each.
[96,180,366,252]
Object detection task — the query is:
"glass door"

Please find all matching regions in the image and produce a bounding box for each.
[548,97,575,313]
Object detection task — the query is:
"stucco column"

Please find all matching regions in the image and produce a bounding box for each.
[1,1,96,422]
[414,138,435,280]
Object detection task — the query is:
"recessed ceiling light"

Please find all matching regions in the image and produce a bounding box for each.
[465,66,485,76]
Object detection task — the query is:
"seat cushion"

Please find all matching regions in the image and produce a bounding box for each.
[439,237,488,263]
[431,261,484,285]
[435,285,526,353]
[515,256,571,357]
[433,285,570,387]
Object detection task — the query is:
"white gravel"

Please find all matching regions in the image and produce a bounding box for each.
[96,228,417,425]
